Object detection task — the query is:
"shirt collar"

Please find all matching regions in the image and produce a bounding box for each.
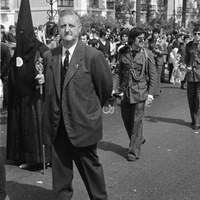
[62,42,78,62]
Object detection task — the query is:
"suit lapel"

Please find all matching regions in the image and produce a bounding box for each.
[51,45,62,100]
[63,41,84,89]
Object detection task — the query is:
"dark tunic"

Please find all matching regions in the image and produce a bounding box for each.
[6,41,51,164]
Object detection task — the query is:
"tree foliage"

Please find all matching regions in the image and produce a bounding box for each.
[115,0,134,23]
[80,0,190,34]
[81,13,120,32]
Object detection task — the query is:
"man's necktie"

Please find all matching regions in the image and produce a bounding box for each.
[61,50,70,86]
[64,50,70,74]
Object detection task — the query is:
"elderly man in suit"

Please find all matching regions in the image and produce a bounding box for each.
[36,9,113,200]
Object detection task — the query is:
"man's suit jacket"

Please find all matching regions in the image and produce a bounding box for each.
[42,41,113,147]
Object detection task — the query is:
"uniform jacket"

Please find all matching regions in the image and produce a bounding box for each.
[42,41,113,147]
[185,40,200,82]
[114,44,157,104]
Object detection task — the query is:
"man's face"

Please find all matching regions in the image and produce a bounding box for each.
[1,28,4,40]
[153,32,159,39]
[11,27,16,34]
[1,27,5,33]
[122,34,128,43]
[134,33,145,48]
[58,14,82,44]
[193,31,200,43]
[95,42,99,49]
[80,35,88,44]
[34,29,38,37]
[106,29,111,37]
[185,38,190,44]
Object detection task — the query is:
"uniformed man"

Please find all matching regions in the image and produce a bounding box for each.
[185,26,200,131]
[114,27,157,161]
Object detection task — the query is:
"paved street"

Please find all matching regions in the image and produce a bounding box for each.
[1,82,200,200]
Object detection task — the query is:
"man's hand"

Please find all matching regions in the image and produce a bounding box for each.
[145,94,154,107]
[35,74,45,85]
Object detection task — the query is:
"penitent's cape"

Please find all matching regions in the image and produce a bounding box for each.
[7,0,51,163]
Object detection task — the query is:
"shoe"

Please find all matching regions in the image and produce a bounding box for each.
[19,162,51,170]
[127,154,137,162]
[191,124,200,130]
[127,150,140,161]
[192,126,200,130]
[19,163,33,169]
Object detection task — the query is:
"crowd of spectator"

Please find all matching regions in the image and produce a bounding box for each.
[1,20,194,116]
[1,11,199,200]
[1,19,194,109]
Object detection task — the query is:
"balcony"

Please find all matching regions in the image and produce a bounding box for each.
[57,0,74,7]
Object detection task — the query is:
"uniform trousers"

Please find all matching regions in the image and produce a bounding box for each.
[121,101,145,157]
[187,82,200,127]
[52,118,108,200]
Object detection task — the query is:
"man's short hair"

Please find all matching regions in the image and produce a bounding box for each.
[120,29,129,40]
[1,24,5,29]
[128,27,145,44]
[172,30,178,36]
[193,26,200,33]
[88,38,99,47]
[183,34,190,41]
[152,28,160,34]
[58,9,81,24]
[80,32,89,40]
[99,28,107,38]
[9,25,15,30]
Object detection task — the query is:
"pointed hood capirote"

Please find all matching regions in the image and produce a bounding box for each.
[11,0,41,97]
[16,0,37,61]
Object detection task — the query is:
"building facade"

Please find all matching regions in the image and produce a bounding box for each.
[0,0,115,31]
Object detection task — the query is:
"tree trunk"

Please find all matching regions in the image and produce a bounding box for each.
[136,0,141,25]
[182,0,187,27]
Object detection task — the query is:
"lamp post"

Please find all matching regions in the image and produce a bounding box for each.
[46,0,57,18]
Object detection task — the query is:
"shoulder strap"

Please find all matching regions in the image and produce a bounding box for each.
[143,48,149,74]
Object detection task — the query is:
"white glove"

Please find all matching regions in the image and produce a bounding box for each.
[145,94,154,107]
[35,74,45,85]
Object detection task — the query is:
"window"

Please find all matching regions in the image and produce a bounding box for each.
[107,1,114,9]
[141,4,147,12]
[1,0,9,9]
[58,0,74,7]
[149,5,156,11]
[88,0,99,9]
